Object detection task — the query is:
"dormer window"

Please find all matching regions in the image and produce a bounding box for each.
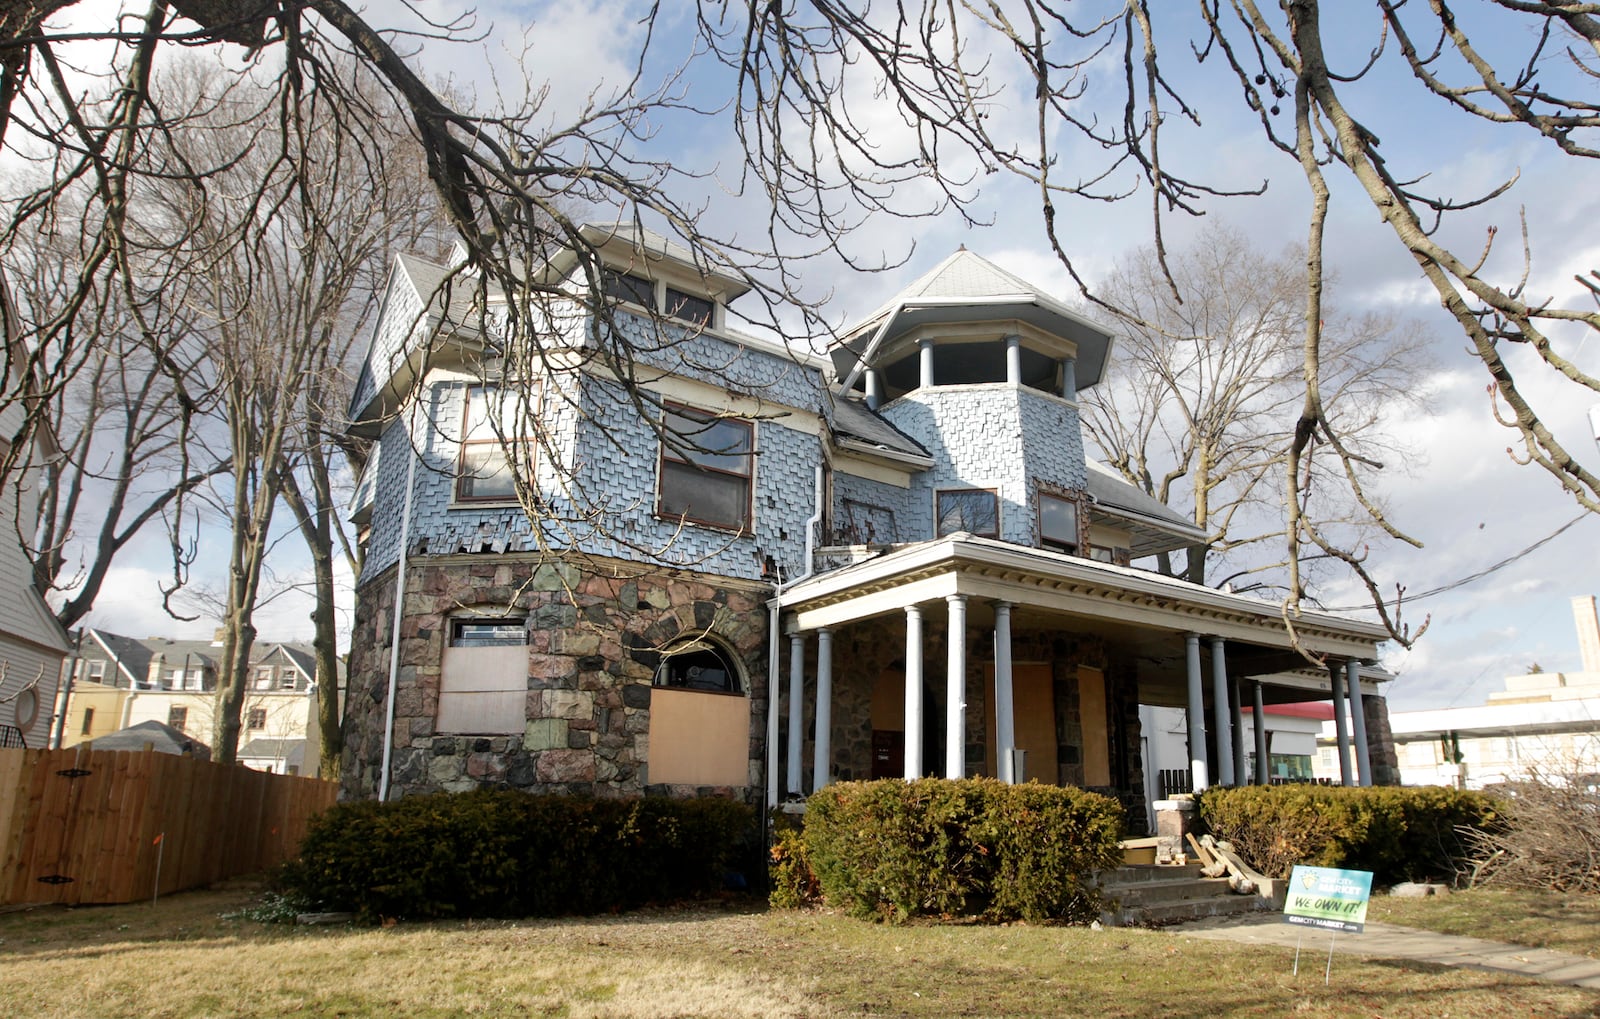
[603,270,655,310]
[1039,491,1081,554]
[665,287,713,328]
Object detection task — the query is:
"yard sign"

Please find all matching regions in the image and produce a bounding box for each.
[1282,865,1373,934]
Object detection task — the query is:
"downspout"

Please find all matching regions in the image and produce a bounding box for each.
[377,405,421,802]
[765,465,825,812]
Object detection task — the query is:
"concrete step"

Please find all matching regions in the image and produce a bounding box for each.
[1096,864,1271,927]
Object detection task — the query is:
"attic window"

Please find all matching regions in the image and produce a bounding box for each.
[603,270,655,310]
[665,287,713,328]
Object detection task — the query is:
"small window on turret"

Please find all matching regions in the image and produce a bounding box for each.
[1039,493,1080,553]
[665,287,714,328]
[936,489,999,538]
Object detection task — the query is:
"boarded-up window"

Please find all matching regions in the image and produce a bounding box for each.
[437,616,528,734]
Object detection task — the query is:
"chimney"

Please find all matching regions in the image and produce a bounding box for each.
[1574,596,1600,675]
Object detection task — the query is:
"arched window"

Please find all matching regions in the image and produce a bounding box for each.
[653,638,742,695]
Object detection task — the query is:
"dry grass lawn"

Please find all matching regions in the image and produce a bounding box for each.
[1,884,1597,1018]
[1368,886,1600,959]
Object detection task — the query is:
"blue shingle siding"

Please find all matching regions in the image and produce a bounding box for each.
[880,386,1085,545]
[568,374,822,581]
[832,472,914,543]
[608,312,824,412]
[350,270,424,417]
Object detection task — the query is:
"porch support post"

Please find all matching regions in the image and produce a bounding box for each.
[1229,672,1246,784]
[786,633,805,796]
[1252,680,1269,785]
[994,601,1017,783]
[1329,662,1354,786]
[945,595,967,779]
[1005,335,1022,385]
[1061,357,1077,401]
[1209,637,1234,786]
[1346,659,1373,787]
[812,628,833,792]
[1185,633,1209,791]
[919,339,935,389]
[904,605,924,779]
[864,367,883,410]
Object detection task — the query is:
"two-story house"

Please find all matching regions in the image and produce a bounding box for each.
[62,629,326,774]
[341,225,1394,822]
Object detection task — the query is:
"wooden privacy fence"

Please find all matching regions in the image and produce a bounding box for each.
[0,745,337,906]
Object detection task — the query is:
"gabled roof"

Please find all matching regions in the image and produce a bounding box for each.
[1084,461,1210,557]
[88,629,154,686]
[831,248,1115,389]
[825,393,932,466]
[93,719,212,759]
[238,737,305,769]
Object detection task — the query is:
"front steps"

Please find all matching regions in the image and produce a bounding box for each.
[1097,863,1271,927]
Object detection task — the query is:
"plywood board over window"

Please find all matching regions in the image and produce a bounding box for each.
[437,617,528,734]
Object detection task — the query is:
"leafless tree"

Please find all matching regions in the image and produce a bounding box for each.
[3,1,1598,663]
[6,231,225,631]
[1083,227,1430,604]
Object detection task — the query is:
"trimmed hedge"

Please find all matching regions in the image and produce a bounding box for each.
[1198,784,1499,884]
[798,778,1124,924]
[282,788,753,922]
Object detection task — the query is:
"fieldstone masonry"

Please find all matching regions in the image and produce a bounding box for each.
[343,553,770,804]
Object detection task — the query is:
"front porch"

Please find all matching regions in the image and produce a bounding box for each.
[769,534,1391,828]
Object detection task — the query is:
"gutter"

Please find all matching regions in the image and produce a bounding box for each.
[377,404,421,802]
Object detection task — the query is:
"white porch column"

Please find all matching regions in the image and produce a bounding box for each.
[994,601,1017,783]
[945,595,967,779]
[1060,357,1077,401]
[864,367,883,410]
[1346,660,1373,787]
[1005,336,1022,385]
[904,605,924,779]
[1185,633,1209,791]
[812,628,833,792]
[1209,637,1234,786]
[918,338,935,389]
[786,633,805,796]
[1329,662,1354,786]
[1252,680,1269,786]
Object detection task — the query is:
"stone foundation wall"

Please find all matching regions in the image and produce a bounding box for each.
[343,554,770,803]
[1363,694,1401,786]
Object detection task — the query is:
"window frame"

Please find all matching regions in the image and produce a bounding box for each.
[436,612,531,736]
[168,706,188,732]
[1037,490,1082,554]
[934,487,1000,539]
[453,382,538,505]
[603,269,656,311]
[664,286,714,329]
[652,638,745,696]
[656,402,754,534]
[80,707,94,735]
[246,707,267,731]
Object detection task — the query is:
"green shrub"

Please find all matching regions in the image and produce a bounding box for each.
[767,812,820,910]
[799,778,1124,924]
[1198,784,1499,885]
[283,788,753,922]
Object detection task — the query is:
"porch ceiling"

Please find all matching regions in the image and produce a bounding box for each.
[778,534,1388,704]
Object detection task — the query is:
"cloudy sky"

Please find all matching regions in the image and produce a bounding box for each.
[61,1,1600,712]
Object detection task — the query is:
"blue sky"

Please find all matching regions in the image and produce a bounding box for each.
[61,1,1600,712]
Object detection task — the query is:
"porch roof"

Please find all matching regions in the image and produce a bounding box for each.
[778,533,1388,705]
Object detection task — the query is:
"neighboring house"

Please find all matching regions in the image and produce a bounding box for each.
[90,719,212,760]
[343,225,1395,824]
[0,275,70,748]
[1324,595,1600,789]
[1141,699,1337,809]
[62,628,329,775]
